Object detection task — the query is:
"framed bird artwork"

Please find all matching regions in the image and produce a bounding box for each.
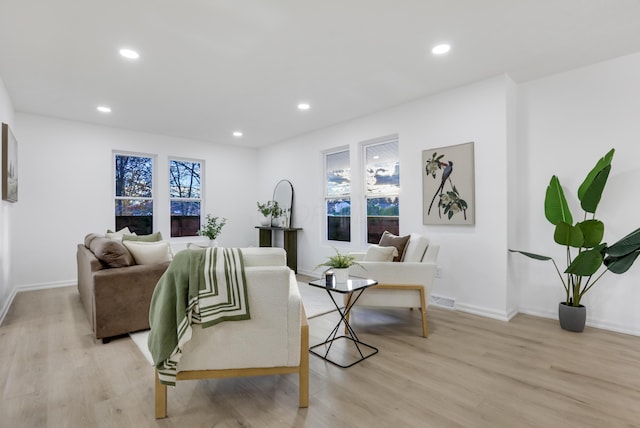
[422,141,475,225]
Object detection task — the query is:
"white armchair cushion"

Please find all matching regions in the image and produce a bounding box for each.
[402,234,430,262]
[364,245,398,262]
[177,266,301,370]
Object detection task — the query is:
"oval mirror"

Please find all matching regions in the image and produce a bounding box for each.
[272,179,293,227]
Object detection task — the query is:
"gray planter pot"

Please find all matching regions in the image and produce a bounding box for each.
[558,302,586,332]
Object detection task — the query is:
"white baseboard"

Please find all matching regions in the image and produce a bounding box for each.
[455,302,512,322]
[518,307,640,337]
[0,280,75,326]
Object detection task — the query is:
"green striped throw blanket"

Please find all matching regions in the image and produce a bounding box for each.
[148,247,250,385]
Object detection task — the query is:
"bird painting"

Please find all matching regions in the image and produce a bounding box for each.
[427,160,453,216]
[423,143,473,224]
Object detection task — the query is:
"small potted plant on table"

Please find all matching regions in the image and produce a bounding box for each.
[315,248,361,284]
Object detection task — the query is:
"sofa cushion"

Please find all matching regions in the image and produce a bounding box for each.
[106,227,135,240]
[84,233,103,249]
[122,232,163,242]
[123,240,173,265]
[89,236,134,268]
[364,245,398,262]
[402,234,430,262]
[379,231,410,262]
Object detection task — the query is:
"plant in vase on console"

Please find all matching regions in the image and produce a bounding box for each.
[257,200,280,227]
[198,214,227,246]
[510,149,640,332]
[314,248,363,284]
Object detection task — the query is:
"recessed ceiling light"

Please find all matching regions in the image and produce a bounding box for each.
[297,103,310,111]
[119,48,140,60]
[97,106,111,113]
[232,131,243,137]
[431,44,451,55]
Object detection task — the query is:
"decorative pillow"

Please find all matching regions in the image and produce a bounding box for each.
[122,232,163,242]
[106,227,136,240]
[364,245,398,262]
[122,240,173,265]
[89,236,134,268]
[402,234,430,262]
[378,231,410,262]
[84,233,103,249]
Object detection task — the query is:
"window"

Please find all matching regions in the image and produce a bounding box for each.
[114,153,153,234]
[364,138,399,243]
[169,159,202,237]
[325,149,351,242]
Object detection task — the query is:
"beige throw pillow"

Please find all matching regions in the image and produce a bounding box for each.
[378,231,410,262]
[123,240,173,265]
[364,245,398,262]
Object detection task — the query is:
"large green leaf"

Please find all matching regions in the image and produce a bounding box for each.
[576,220,604,248]
[509,249,553,261]
[554,221,583,248]
[578,148,614,202]
[565,248,603,276]
[545,176,572,226]
[605,251,640,274]
[607,227,640,257]
[580,165,611,214]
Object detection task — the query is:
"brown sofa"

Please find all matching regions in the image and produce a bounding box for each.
[77,234,170,342]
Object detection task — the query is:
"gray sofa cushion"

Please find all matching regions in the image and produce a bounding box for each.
[88,235,134,268]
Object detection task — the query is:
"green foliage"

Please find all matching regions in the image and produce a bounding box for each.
[314,247,361,271]
[257,200,282,217]
[198,214,227,240]
[511,148,640,306]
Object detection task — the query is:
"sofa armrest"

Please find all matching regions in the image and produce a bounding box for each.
[92,262,170,339]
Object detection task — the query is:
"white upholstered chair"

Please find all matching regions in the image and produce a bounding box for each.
[154,247,308,418]
[347,234,439,337]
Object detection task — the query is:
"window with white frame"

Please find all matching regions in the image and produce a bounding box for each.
[114,153,154,234]
[169,158,202,237]
[325,149,351,242]
[363,138,399,243]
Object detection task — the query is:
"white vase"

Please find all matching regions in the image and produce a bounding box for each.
[333,268,349,283]
[259,215,271,227]
[209,239,218,247]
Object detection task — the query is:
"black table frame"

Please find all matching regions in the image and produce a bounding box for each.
[308,277,379,368]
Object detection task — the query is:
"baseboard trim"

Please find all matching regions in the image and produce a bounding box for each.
[518,307,640,337]
[455,302,511,322]
[0,280,75,326]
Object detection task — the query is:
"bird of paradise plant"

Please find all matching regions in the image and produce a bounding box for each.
[511,148,640,307]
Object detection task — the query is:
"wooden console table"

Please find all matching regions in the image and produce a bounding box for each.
[255,226,302,272]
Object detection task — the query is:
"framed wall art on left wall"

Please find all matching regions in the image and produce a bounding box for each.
[2,122,18,202]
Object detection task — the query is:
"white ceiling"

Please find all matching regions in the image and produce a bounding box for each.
[1,1,640,148]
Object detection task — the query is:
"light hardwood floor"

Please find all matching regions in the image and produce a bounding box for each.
[1,284,640,427]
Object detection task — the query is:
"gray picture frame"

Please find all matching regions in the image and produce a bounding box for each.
[2,122,18,203]
[422,141,475,225]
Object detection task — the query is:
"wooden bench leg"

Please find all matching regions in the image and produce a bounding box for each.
[155,370,168,419]
[299,321,309,408]
[419,288,428,337]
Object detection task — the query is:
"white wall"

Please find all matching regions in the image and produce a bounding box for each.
[0,76,15,319]
[516,52,640,334]
[11,114,260,289]
[259,76,513,320]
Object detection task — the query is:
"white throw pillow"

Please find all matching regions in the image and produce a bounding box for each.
[364,245,398,262]
[123,240,173,265]
[106,227,137,240]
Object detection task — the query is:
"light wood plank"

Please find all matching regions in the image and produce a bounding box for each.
[1,285,640,427]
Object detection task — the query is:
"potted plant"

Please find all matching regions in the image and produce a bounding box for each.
[198,214,227,246]
[511,149,640,332]
[314,248,362,283]
[257,201,280,226]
